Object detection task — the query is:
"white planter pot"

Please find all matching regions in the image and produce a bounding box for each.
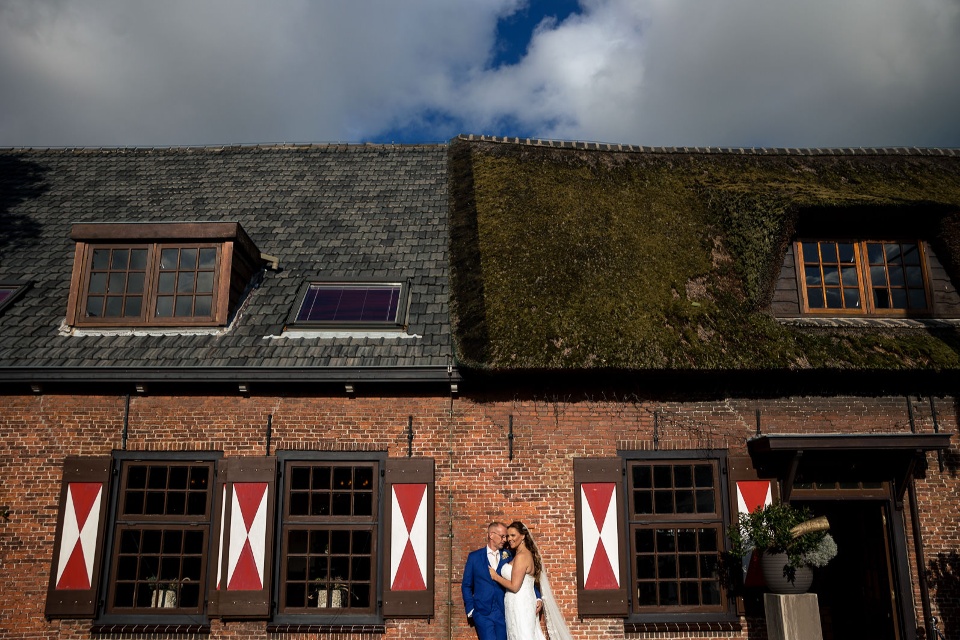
[151,587,177,608]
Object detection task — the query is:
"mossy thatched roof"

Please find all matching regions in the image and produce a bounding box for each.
[449,137,960,374]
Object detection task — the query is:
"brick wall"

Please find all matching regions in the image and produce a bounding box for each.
[1,392,957,639]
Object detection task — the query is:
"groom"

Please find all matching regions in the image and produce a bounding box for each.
[462,521,511,640]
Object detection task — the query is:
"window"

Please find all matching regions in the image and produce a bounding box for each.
[0,280,30,316]
[797,240,931,315]
[289,281,408,328]
[103,455,217,619]
[276,454,381,621]
[67,223,263,328]
[626,457,727,614]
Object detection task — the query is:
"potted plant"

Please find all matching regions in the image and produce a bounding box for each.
[728,502,837,594]
[308,576,348,608]
[147,575,177,608]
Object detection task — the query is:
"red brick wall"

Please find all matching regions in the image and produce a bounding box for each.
[1,392,957,639]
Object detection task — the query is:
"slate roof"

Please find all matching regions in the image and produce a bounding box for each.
[0,144,452,384]
[449,136,960,375]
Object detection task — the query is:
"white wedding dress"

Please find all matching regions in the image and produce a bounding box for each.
[501,562,546,640]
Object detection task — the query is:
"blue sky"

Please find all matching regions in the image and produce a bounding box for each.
[1,0,959,148]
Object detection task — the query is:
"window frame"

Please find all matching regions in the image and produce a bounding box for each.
[273,450,386,626]
[621,450,735,623]
[287,279,410,330]
[0,279,31,317]
[69,241,226,327]
[97,451,221,627]
[795,239,933,316]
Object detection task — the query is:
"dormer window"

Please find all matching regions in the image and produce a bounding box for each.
[797,240,931,315]
[66,223,263,328]
[289,281,408,329]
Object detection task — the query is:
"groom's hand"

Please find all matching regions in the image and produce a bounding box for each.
[536,599,543,616]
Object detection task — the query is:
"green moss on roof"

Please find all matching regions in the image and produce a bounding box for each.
[449,141,960,372]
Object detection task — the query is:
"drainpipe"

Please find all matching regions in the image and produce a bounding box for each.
[121,394,130,450]
[908,479,935,640]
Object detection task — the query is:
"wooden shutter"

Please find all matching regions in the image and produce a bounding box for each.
[574,457,629,616]
[209,456,277,619]
[726,455,778,612]
[382,457,434,618]
[45,456,112,619]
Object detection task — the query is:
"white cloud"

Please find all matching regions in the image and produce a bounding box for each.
[0,0,958,147]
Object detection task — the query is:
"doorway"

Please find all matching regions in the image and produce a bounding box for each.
[794,499,901,640]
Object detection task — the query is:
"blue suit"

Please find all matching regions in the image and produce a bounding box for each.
[462,547,510,640]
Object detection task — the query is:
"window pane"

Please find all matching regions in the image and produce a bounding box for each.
[85,296,104,317]
[804,266,822,285]
[837,243,855,263]
[179,248,198,269]
[905,266,924,287]
[840,266,858,286]
[807,289,825,308]
[870,265,887,286]
[653,466,672,488]
[902,243,921,265]
[199,247,217,268]
[885,243,902,263]
[891,290,907,308]
[108,272,126,293]
[160,249,178,270]
[175,296,193,317]
[158,272,176,293]
[842,289,860,309]
[867,243,884,264]
[111,249,129,270]
[888,266,905,287]
[92,249,110,269]
[130,249,148,270]
[196,271,214,294]
[822,266,839,286]
[874,288,891,308]
[825,288,842,308]
[89,272,107,294]
[296,283,403,324]
[177,272,196,294]
[633,466,652,488]
[194,296,212,317]
[105,296,123,317]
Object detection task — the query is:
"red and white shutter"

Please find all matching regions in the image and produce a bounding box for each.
[46,457,112,618]
[727,456,778,596]
[574,458,628,616]
[382,457,434,617]
[209,456,276,619]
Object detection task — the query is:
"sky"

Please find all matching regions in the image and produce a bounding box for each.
[1,0,959,149]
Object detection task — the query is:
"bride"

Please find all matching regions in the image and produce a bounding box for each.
[489,521,573,640]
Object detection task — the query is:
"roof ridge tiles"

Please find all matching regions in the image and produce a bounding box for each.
[453,134,960,156]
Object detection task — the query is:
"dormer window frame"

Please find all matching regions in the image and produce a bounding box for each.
[795,238,933,317]
[287,279,411,330]
[66,222,262,328]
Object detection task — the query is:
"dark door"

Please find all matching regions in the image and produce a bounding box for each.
[795,500,900,640]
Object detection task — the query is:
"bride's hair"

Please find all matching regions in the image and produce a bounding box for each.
[508,521,542,584]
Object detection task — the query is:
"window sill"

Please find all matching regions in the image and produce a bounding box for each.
[266,623,385,634]
[90,622,209,634]
[624,616,741,634]
[776,316,960,329]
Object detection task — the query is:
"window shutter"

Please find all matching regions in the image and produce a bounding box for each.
[726,455,777,609]
[382,457,434,618]
[209,456,277,619]
[574,457,628,616]
[45,456,112,619]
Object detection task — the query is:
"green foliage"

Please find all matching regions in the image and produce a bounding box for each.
[727,503,833,573]
[448,140,960,372]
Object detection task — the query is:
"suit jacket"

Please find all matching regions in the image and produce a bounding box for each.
[462,546,510,619]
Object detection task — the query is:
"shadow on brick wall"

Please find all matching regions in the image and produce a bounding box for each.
[928,551,959,639]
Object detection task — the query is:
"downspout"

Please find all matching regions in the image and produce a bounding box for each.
[446,357,456,640]
[121,394,130,450]
[908,480,935,640]
[907,397,935,639]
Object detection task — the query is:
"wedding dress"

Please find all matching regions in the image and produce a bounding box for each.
[501,563,574,640]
